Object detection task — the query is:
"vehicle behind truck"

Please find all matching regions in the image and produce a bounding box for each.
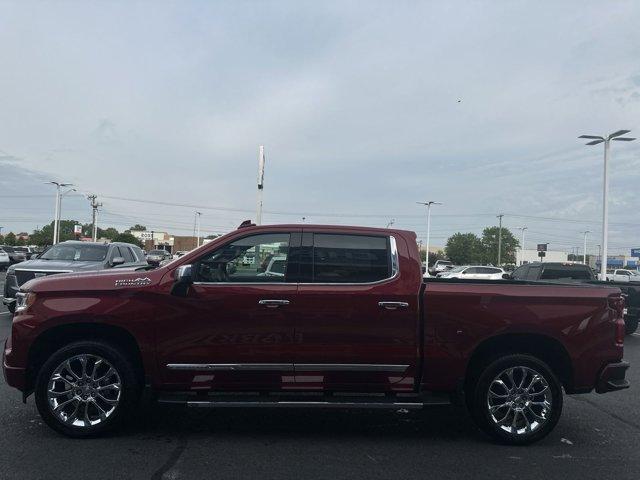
[510,262,640,334]
[3,223,629,445]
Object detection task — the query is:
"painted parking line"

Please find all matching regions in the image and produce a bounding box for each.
[0,312,13,316]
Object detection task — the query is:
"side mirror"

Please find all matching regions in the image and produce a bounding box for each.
[171,264,193,297]
[502,273,512,279]
[111,256,126,266]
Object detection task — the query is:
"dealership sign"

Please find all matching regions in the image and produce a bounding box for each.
[632,248,640,257]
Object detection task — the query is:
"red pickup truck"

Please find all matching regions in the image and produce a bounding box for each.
[3,223,629,444]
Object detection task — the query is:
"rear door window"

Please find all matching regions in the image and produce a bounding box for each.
[540,266,591,280]
[312,234,391,283]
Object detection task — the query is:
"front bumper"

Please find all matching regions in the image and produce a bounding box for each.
[596,361,630,393]
[3,339,26,391]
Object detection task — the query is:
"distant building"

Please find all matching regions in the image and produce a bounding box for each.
[517,248,568,265]
[129,230,174,252]
[16,232,29,241]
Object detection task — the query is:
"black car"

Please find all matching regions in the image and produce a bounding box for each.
[3,241,148,313]
[510,262,640,334]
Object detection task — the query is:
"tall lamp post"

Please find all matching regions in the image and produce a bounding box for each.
[516,226,527,265]
[417,201,442,270]
[579,130,635,278]
[581,231,591,265]
[47,181,73,245]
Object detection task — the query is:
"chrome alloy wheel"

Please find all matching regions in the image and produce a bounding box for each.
[47,354,122,428]
[486,366,552,436]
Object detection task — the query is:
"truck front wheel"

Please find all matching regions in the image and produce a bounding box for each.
[34,340,140,438]
[469,354,563,445]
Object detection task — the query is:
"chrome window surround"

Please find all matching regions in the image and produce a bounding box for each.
[191,234,399,287]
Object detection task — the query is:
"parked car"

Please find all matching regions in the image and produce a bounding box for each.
[428,259,453,275]
[2,241,148,313]
[0,245,27,264]
[146,249,172,266]
[0,248,10,270]
[3,223,628,444]
[12,246,38,260]
[436,265,506,280]
[606,269,640,283]
[510,262,640,334]
[175,250,189,258]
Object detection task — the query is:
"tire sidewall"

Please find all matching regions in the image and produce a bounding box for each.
[35,340,139,438]
[472,354,563,445]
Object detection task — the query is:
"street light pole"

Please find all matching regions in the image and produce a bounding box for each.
[581,231,590,265]
[579,130,635,278]
[516,226,527,265]
[417,201,442,270]
[497,214,504,266]
[47,181,73,245]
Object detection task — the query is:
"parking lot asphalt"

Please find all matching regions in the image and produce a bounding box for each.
[0,270,638,480]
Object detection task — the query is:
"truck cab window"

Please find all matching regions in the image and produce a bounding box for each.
[312,234,390,283]
[195,233,290,283]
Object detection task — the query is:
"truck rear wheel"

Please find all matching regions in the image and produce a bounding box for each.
[469,354,563,445]
[35,340,139,438]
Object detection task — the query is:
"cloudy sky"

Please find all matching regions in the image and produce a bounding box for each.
[1,1,639,254]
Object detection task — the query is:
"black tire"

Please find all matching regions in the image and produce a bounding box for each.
[35,340,140,438]
[469,354,563,445]
[625,316,639,335]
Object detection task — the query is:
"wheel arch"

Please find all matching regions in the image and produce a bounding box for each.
[465,333,574,393]
[26,322,145,393]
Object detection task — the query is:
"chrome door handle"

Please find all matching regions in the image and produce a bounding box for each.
[258,299,290,308]
[378,301,409,310]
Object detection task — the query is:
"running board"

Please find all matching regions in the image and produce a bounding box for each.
[157,392,451,409]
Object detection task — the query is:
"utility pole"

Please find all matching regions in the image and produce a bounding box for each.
[581,231,590,265]
[417,201,442,270]
[579,130,635,278]
[516,226,527,265]
[87,195,102,242]
[48,181,73,244]
[256,145,265,225]
[497,214,504,266]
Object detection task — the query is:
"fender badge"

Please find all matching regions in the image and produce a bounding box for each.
[115,277,152,287]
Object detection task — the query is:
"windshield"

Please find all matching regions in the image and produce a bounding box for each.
[1,246,15,253]
[438,261,452,265]
[149,250,166,255]
[13,247,28,252]
[40,244,108,262]
[445,266,466,273]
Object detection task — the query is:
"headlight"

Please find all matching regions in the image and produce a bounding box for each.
[15,292,36,314]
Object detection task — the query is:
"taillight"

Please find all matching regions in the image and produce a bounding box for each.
[608,295,625,345]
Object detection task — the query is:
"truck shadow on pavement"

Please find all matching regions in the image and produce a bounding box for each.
[125,404,487,443]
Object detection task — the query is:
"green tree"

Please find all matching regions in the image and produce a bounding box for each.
[113,232,143,248]
[4,232,17,246]
[481,226,519,265]
[102,227,120,240]
[445,232,484,265]
[0,234,4,244]
[129,224,147,232]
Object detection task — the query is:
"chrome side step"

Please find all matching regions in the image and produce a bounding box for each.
[157,392,451,409]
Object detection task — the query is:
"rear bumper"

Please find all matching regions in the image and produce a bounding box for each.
[596,361,630,393]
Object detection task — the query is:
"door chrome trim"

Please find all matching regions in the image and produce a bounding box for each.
[167,363,294,372]
[258,299,290,307]
[378,301,409,310]
[295,364,409,372]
